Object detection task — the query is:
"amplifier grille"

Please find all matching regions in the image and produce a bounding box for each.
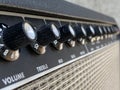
[17,42,120,90]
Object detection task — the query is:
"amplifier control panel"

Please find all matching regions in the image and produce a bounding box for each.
[0,14,119,90]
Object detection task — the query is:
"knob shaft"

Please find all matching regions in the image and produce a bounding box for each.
[37,24,60,46]
[3,21,36,50]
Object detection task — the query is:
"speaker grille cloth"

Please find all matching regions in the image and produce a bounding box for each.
[17,42,120,90]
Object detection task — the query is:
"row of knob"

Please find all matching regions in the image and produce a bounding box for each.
[0,21,119,61]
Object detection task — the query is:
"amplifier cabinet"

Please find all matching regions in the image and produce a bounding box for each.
[17,41,120,90]
[0,0,119,90]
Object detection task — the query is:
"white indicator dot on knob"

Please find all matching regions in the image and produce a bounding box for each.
[98,27,103,34]
[90,26,95,34]
[0,28,2,32]
[24,22,36,40]
[68,25,76,37]
[51,24,60,39]
[107,27,111,33]
[81,26,87,36]
[103,27,107,33]
[2,24,7,28]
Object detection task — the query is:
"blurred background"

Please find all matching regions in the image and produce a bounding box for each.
[65,0,120,27]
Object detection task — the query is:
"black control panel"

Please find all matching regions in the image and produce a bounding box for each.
[0,15,119,90]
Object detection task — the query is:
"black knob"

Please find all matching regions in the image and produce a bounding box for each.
[72,24,87,39]
[93,25,103,36]
[109,26,115,34]
[101,26,107,35]
[37,24,60,46]
[3,21,36,50]
[84,25,95,37]
[113,26,119,34]
[58,24,76,43]
[105,26,111,34]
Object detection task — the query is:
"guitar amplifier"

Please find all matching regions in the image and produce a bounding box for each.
[0,0,119,90]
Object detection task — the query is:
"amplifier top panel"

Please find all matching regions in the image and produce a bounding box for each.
[0,0,116,24]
